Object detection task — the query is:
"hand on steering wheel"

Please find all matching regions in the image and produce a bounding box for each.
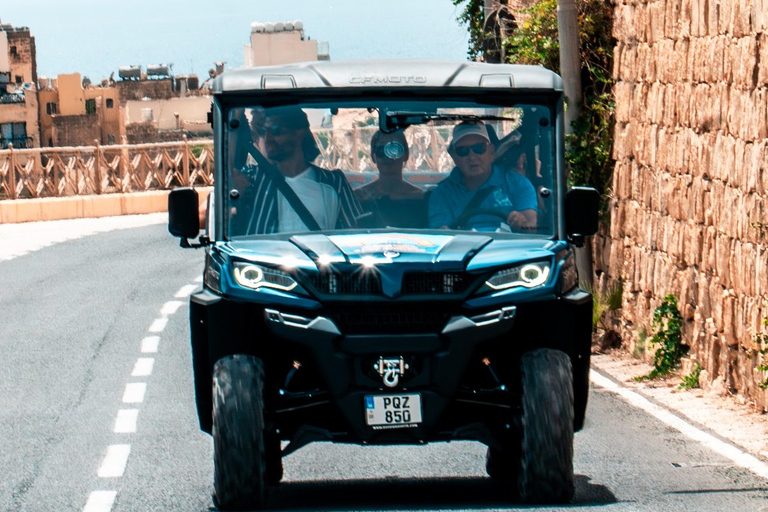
[451,208,509,230]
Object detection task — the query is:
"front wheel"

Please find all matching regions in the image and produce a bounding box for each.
[212,355,269,511]
[518,348,575,503]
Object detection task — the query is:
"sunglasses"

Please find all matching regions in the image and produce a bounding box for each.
[454,142,489,157]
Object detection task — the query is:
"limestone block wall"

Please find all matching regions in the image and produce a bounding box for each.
[598,0,768,405]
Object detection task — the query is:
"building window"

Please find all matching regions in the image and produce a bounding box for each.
[85,98,96,115]
[14,76,22,84]
[106,98,114,108]
[0,122,28,149]
[9,46,16,56]
[46,102,58,115]
[107,134,116,144]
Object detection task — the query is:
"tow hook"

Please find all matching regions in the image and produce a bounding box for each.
[374,356,409,388]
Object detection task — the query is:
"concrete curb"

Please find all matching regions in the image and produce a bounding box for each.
[0,188,212,224]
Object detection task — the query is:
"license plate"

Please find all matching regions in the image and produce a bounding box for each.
[365,393,422,429]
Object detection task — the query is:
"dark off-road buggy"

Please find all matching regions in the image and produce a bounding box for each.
[169,59,599,510]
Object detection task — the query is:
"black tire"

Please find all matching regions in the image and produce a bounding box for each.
[518,348,575,503]
[212,355,269,511]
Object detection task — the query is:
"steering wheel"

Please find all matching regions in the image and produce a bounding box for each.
[451,208,509,230]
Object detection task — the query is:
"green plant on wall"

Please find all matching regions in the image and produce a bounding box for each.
[678,362,701,390]
[591,280,623,330]
[636,294,687,381]
[755,318,768,388]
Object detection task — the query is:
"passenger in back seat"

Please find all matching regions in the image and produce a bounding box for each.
[355,129,423,201]
[355,129,426,227]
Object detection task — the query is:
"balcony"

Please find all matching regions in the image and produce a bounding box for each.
[0,93,25,105]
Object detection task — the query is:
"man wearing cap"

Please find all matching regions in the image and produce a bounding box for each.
[232,107,363,235]
[428,121,538,230]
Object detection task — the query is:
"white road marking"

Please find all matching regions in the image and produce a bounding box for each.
[82,490,117,512]
[113,409,139,434]
[148,318,168,333]
[160,300,184,317]
[140,336,160,353]
[122,383,147,404]
[131,358,155,377]
[591,370,768,480]
[175,284,198,298]
[97,445,131,478]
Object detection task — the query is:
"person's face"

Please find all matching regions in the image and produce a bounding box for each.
[261,119,304,162]
[372,138,407,176]
[451,135,495,183]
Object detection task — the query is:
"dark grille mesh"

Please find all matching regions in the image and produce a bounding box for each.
[401,272,474,295]
[332,307,452,334]
[307,271,382,295]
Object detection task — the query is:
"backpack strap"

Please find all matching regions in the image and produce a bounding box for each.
[247,146,322,231]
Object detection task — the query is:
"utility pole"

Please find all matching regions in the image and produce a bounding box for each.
[557,0,582,133]
[556,0,592,287]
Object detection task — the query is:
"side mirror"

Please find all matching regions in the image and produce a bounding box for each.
[565,186,600,246]
[168,187,200,240]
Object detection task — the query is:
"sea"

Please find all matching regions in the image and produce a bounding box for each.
[1,0,470,82]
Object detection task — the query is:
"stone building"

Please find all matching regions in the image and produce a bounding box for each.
[244,20,329,67]
[38,73,121,147]
[0,22,40,149]
[115,73,212,144]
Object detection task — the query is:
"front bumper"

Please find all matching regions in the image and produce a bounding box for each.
[189,288,592,446]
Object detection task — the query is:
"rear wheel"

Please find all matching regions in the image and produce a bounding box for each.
[212,355,269,511]
[518,348,575,503]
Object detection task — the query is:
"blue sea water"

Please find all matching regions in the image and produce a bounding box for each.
[1,0,470,82]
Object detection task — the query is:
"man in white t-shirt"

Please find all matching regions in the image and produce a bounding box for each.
[234,108,363,235]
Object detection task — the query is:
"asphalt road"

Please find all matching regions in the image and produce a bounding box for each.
[1,218,767,512]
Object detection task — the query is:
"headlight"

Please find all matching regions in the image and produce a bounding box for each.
[485,261,551,290]
[233,262,298,291]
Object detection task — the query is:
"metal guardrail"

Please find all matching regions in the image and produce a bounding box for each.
[0,125,453,200]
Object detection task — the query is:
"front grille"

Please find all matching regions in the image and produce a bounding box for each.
[402,272,474,295]
[306,271,382,295]
[332,307,452,334]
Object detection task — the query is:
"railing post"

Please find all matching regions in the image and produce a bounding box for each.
[94,139,103,194]
[352,125,359,171]
[120,135,129,192]
[8,143,16,199]
[183,134,190,186]
[430,126,439,171]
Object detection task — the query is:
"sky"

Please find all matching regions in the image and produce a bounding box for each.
[1,0,471,81]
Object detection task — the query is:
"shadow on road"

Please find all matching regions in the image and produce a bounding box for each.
[251,474,618,511]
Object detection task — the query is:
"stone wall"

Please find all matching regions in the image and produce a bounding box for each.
[53,114,101,147]
[599,0,768,406]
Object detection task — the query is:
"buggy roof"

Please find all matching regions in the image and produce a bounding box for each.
[212,59,563,94]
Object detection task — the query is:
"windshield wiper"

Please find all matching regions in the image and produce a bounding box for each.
[381,111,517,133]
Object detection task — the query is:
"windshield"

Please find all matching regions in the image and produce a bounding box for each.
[223,99,557,239]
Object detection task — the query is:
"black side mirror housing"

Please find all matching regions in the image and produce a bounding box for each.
[565,186,600,245]
[168,187,200,240]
